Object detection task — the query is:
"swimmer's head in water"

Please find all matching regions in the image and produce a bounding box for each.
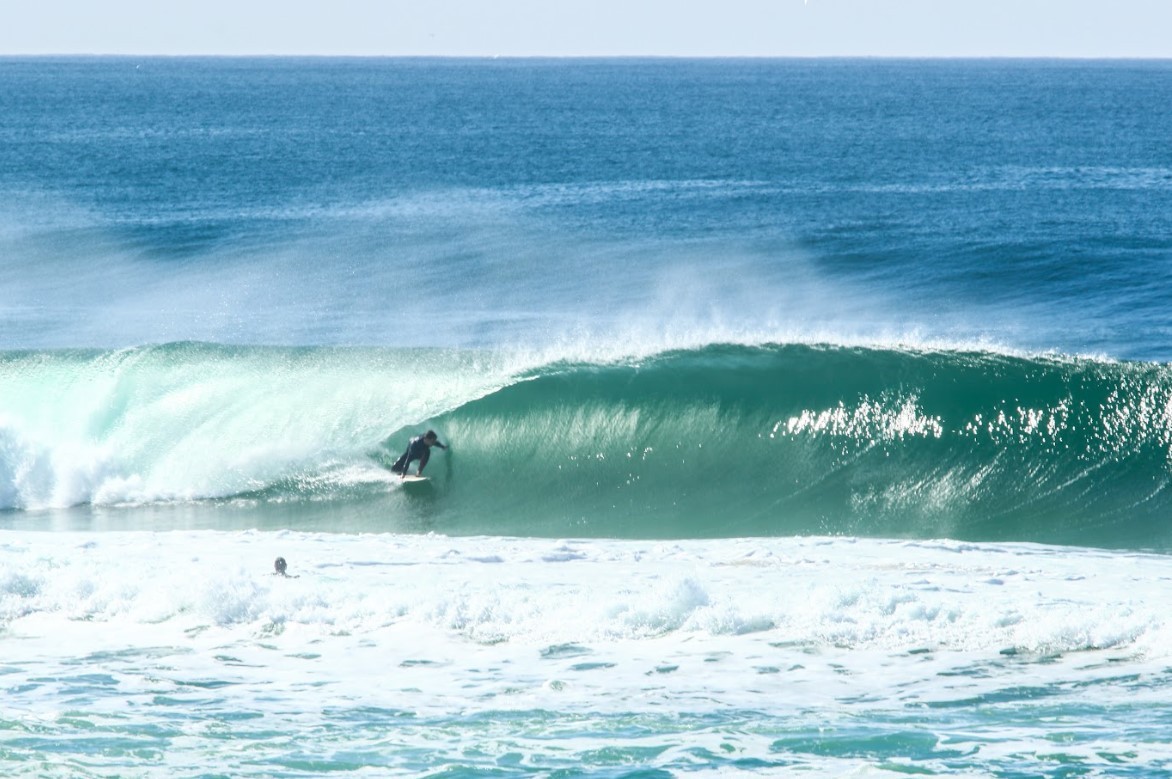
[274,556,288,575]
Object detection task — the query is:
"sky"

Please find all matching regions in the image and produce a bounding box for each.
[2,0,1171,58]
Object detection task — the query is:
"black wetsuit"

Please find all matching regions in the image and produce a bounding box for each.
[391,435,445,474]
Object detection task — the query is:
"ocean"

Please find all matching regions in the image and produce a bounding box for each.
[2,57,1172,777]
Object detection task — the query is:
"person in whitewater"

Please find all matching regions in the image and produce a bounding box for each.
[390,430,447,478]
[273,556,298,578]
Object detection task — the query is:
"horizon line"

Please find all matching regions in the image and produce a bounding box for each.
[3,53,1171,61]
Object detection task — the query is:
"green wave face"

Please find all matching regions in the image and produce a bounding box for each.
[422,345,1172,546]
[3,343,1170,548]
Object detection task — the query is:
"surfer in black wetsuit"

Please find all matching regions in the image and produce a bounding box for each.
[390,430,447,478]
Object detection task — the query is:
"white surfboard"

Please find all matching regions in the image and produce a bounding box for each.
[399,474,429,483]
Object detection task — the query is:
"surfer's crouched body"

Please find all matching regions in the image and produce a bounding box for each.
[391,430,447,478]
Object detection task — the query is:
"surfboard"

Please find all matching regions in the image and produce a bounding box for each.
[399,475,429,483]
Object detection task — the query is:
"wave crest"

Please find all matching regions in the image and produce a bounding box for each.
[3,342,1170,549]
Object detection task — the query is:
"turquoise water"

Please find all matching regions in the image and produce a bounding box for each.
[2,58,1172,777]
[4,532,1172,777]
[4,342,1171,548]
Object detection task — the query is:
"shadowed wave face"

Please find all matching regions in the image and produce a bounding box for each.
[425,344,1172,546]
[4,342,1169,549]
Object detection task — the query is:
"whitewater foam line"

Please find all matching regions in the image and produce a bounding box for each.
[5,529,1171,777]
[2,531,1170,657]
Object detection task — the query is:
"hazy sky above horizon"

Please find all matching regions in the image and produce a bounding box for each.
[4,0,1170,58]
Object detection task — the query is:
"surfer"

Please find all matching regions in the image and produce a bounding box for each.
[390,430,447,478]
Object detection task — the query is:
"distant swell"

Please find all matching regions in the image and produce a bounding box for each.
[3,343,1171,549]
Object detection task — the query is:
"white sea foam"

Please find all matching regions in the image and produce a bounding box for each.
[0,347,522,510]
[4,530,1170,776]
[3,531,1169,663]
